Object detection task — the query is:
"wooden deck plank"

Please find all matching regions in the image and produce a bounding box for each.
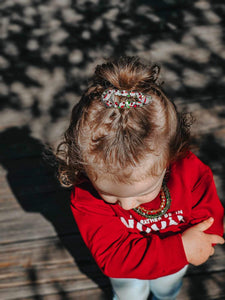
[25,289,110,300]
[0,277,109,300]
[1,230,224,273]
[0,262,224,300]
[178,272,225,300]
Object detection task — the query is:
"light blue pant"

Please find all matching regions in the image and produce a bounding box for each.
[110,265,188,300]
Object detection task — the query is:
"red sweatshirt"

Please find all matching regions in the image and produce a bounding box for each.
[71,152,224,279]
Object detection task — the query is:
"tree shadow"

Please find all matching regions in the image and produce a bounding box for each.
[0,126,112,299]
[1,0,224,129]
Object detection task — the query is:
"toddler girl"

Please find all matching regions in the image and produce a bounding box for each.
[57,56,224,300]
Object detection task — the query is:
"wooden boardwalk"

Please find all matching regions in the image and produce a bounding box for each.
[1,0,225,299]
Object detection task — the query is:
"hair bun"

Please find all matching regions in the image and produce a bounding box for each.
[94,56,161,91]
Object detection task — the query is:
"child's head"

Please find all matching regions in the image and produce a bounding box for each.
[57,56,192,188]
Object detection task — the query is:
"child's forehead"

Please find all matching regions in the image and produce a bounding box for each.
[88,153,166,179]
[87,156,166,185]
[92,169,166,198]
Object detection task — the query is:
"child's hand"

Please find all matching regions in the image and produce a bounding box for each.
[182,217,225,266]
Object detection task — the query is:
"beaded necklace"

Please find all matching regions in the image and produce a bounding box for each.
[133,181,171,219]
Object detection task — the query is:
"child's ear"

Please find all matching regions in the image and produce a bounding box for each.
[151,65,160,82]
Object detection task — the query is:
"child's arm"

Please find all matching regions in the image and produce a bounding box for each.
[181,159,224,265]
[188,167,224,236]
[182,218,224,266]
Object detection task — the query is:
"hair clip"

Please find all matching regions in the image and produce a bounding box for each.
[101,89,152,108]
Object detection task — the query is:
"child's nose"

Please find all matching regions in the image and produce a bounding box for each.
[117,198,138,210]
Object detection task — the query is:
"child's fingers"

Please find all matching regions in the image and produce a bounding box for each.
[210,247,215,256]
[193,218,224,244]
[208,234,225,245]
[193,217,214,231]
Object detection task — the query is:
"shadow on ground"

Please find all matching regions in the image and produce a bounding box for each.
[1,0,225,142]
[0,126,112,299]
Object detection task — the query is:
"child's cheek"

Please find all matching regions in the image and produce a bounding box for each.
[101,195,117,204]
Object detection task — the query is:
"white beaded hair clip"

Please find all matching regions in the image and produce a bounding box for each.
[101,89,152,108]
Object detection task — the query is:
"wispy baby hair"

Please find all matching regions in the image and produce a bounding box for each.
[56,56,192,187]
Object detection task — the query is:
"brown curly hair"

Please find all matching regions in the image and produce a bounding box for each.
[56,56,192,187]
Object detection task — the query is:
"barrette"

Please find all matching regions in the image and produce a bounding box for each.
[101,89,152,108]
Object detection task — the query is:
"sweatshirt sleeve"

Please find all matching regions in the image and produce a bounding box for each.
[71,185,188,280]
[190,166,224,237]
